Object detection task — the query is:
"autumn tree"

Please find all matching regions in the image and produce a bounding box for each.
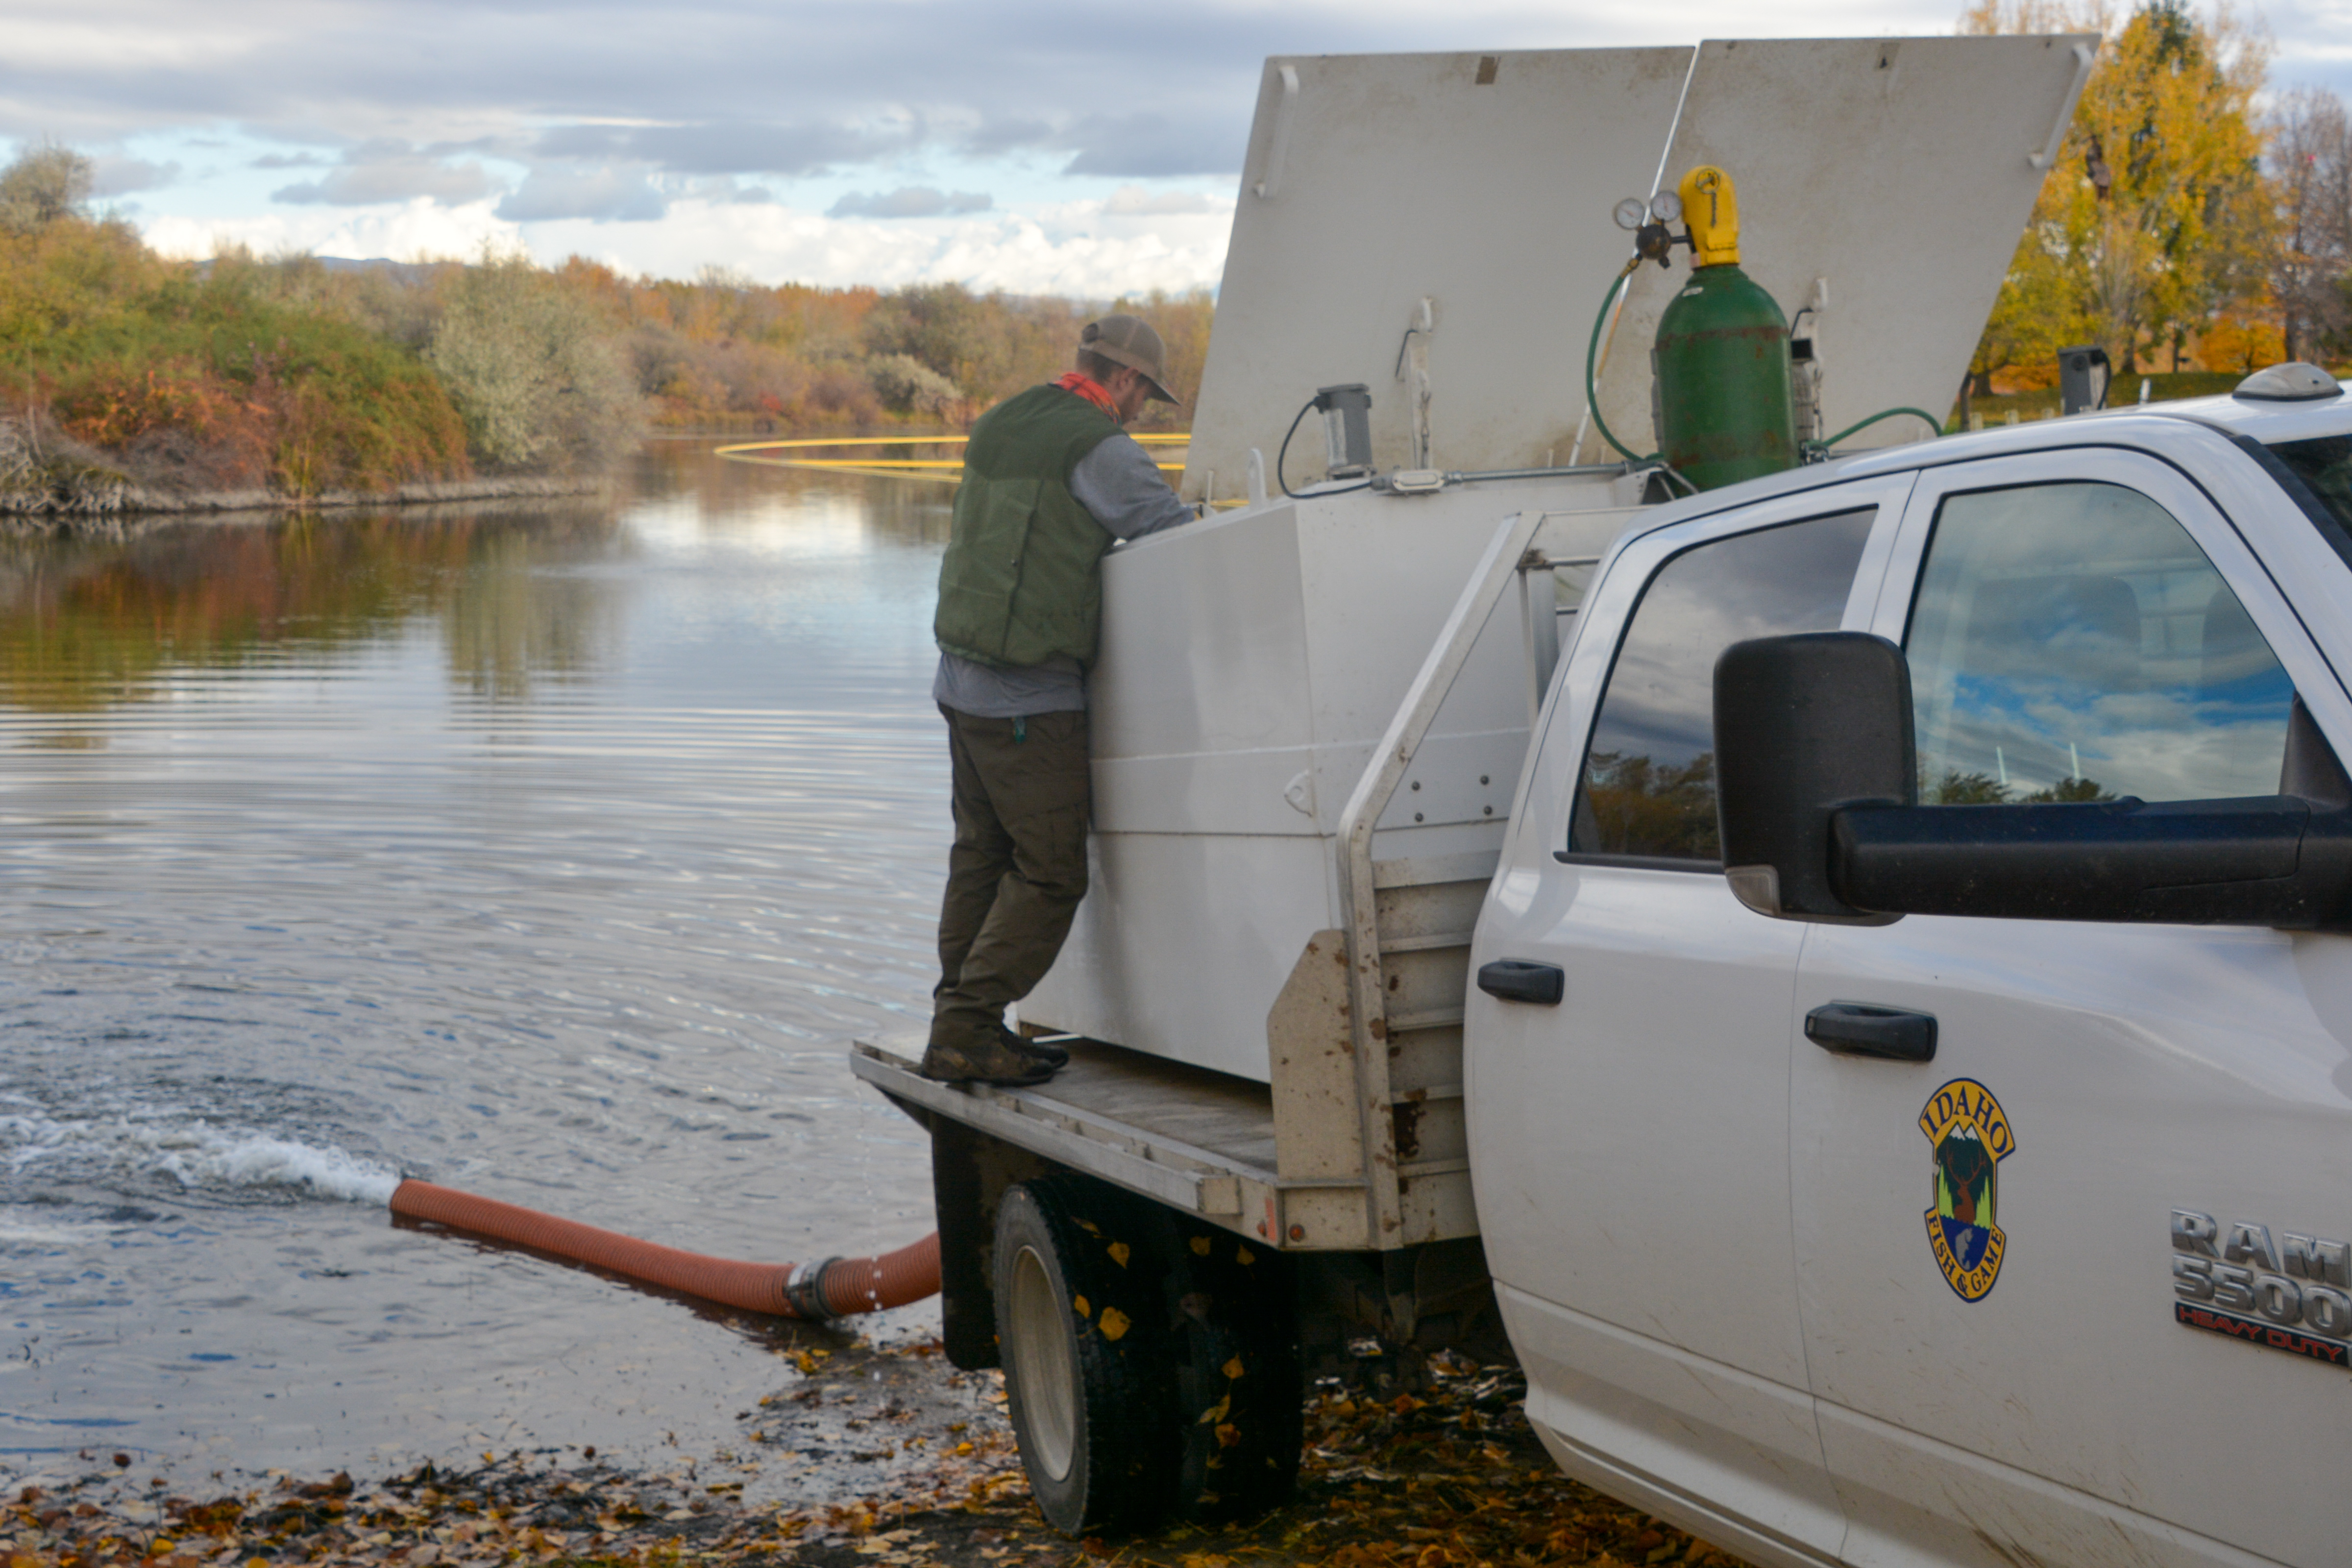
[0,142,94,234]
[2269,86,2352,363]
[427,250,646,470]
[1961,0,2272,380]
[862,282,994,394]
[866,352,961,418]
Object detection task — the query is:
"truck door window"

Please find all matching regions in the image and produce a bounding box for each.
[1906,482,2295,804]
[1568,509,1875,864]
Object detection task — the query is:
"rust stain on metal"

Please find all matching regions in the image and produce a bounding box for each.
[1394,1100,1426,1159]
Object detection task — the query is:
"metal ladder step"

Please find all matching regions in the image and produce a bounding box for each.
[1377,930,1475,955]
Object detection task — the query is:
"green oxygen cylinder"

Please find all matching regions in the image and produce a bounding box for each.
[1650,166,1797,491]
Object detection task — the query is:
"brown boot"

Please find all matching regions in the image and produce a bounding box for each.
[921,1030,1057,1087]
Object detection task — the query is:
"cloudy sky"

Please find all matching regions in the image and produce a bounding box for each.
[7,0,2347,297]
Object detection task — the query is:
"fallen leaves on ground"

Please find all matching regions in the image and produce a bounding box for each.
[0,1348,1752,1568]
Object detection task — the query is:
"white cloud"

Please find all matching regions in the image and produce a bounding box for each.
[143,198,515,266]
[4,16,266,73]
[827,187,992,219]
[495,165,665,222]
[137,193,1228,297]
[274,149,499,206]
[1102,186,1221,216]
[527,198,1228,296]
[46,0,2352,290]
[90,153,180,196]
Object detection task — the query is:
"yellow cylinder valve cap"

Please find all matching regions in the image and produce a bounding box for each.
[1679,165,1740,267]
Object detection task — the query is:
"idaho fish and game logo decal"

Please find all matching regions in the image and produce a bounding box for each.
[1920,1078,2016,1301]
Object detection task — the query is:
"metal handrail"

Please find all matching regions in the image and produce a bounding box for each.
[1518,551,1601,727]
[1330,510,1545,1244]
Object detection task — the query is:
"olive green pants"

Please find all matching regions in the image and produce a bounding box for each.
[930,706,1091,1056]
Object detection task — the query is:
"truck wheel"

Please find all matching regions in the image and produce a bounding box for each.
[1164,1219,1301,1519]
[991,1174,1177,1534]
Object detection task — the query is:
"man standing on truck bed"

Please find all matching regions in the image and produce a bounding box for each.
[922,314,1193,1086]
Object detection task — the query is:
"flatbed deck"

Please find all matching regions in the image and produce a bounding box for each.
[852,1032,1319,1243]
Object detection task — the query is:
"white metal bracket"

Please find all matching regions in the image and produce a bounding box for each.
[1251,65,1301,199]
[2030,44,2097,170]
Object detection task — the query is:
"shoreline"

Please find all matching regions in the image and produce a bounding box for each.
[0,474,613,535]
[0,1353,1749,1568]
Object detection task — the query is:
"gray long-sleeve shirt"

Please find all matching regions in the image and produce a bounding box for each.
[932,430,1195,717]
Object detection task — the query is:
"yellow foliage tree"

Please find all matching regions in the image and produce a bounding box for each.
[2200,309,2285,370]
[1961,0,2272,388]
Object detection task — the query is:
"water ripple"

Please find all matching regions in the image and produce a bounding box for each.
[0,455,957,1486]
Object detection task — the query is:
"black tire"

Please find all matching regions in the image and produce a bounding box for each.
[991,1174,1178,1534]
[1161,1217,1301,1519]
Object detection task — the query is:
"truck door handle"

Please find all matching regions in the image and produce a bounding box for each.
[1805,1003,1936,1062]
[1477,960,1564,1005]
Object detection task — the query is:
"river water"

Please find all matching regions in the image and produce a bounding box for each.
[0,444,969,1495]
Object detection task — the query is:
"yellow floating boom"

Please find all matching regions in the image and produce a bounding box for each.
[716,432,1188,479]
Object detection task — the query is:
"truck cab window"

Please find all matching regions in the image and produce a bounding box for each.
[1906,482,2295,804]
[1568,509,1874,863]
[2267,433,2352,534]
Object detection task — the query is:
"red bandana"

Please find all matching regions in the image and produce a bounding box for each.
[1055,370,1122,420]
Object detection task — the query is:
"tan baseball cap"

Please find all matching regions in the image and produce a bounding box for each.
[1079,314,1178,403]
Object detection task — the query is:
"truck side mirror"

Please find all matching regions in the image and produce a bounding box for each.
[1715,635,2352,929]
[1713,632,1913,922]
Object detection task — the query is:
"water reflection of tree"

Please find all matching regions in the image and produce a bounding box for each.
[0,504,620,712]
[1582,750,1720,860]
[441,525,617,702]
[644,443,955,550]
[860,472,954,548]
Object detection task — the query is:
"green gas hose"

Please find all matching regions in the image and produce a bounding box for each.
[1585,265,1694,496]
[1812,407,1945,453]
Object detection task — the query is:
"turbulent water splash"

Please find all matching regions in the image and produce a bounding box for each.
[0,1106,401,1205]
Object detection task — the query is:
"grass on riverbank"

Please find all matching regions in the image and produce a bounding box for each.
[2,220,471,501]
[0,1348,1751,1568]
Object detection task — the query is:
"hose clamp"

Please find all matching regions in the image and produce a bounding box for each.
[785,1257,843,1321]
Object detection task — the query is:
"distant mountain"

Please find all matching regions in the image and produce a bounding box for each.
[313,257,449,286]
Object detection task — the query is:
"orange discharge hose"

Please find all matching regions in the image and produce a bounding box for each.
[389,1179,940,1321]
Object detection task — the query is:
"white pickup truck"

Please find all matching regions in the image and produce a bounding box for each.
[853,40,2352,1568]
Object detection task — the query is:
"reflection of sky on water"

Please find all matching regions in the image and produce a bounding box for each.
[628,488,876,562]
[1910,482,2295,802]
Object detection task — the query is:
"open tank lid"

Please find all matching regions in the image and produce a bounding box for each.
[1591,34,2098,458]
[1181,34,2098,499]
[1180,47,1693,504]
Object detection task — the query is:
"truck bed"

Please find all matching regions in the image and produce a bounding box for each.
[848,514,1584,1258]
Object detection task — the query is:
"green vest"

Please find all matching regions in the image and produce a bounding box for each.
[934,384,1123,668]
